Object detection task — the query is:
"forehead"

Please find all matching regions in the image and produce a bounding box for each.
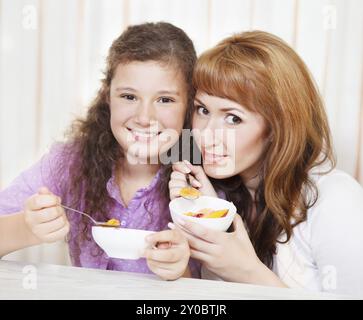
[111,61,186,92]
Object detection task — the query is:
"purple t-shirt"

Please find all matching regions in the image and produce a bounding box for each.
[0,143,200,278]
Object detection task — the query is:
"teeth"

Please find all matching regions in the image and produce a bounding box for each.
[132,130,159,138]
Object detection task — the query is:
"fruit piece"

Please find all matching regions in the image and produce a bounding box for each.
[183,212,194,216]
[204,209,229,218]
[182,208,229,218]
[194,213,204,218]
[179,187,201,200]
[105,218,121,227]
[198,208,213,215]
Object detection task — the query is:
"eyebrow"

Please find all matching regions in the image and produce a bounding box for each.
[115,87,136,92]
[115,87,180,96]
[194,97,246,114]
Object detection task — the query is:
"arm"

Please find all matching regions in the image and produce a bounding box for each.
[0,211,41,257]
[0,187,70,258]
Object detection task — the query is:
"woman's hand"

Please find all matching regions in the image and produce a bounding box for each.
[174,214,262,283]
[144,226,190,280]
[169,160,217,200]
[24,187,70,243]
[174,214,286,287]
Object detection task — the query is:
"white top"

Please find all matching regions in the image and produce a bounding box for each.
[202,168,363,298]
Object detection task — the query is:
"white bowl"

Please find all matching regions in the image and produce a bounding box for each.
[92,227,155,260]
[169,196,237,231]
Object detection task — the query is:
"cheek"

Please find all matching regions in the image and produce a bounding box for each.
[191,115,205,148]
[160,106,186,132]
[231,128,267,165]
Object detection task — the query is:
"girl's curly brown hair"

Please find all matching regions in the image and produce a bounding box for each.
[60,22,196,264]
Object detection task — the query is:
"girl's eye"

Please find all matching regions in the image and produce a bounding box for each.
[225,114,242,125]
[196,105,209,116]
[158,97,175,103]
[121,94,136,101]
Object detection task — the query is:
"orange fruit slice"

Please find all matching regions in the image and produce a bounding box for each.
[105,218,121,227]
[204,209,229,218]
[179,187,201,200]
[183,212,194,216]
[182,208,229,218]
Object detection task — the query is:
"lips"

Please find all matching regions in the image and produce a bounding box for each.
[202,150,228,164]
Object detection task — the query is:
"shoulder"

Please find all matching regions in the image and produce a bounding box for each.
[306,168,363,237]
[310,169,363,210]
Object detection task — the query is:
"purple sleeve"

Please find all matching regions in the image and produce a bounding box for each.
[0,143,67,215]
[189,257,201,279]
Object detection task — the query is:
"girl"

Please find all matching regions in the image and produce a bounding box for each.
[169,31,363,295]
[0,22,199,280]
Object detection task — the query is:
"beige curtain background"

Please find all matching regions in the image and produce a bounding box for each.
[1,0,362,265]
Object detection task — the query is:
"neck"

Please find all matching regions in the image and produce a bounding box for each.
[240,171,261,200]
[118,157,161,181]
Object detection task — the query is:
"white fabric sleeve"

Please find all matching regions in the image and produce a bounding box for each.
[309,171,363,297]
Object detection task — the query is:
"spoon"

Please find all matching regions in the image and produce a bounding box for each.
[60,205,121,228]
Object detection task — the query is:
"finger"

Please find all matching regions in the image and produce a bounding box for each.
[170,171,187,181]
[26,194,60,211]
[175,217,222,244]
[33,215,67,234]
[156,242,172,249]
[170,222,215,254]
[38,187,51,195]
[188,175,202,188]
[190,249,213,264]
[146,261,182,280]
[42,223,70,243]
[170,188,182,200]
[33,206,64,224]
[232,214,248,238]
[172,161,191,174]
[183,160,208,184]
[145,247,184,263]
[178,227,217,255]
[38,187,62,204]
[145,229,182,246]
[168,179,188,189]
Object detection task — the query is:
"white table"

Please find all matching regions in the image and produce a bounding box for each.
[0,259,349,300]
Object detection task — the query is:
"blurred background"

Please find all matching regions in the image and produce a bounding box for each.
[1,0,362,265]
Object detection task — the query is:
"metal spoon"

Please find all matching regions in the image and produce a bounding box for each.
[60,205,120,228]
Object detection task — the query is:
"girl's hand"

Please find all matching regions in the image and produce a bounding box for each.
[144,226,190,280]
[175,214,262,283]
[169,160,217,200]
[24,187,70,243]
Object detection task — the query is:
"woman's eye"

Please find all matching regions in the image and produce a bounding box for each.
[121,94,136,101]
[158,97,175,103]
[196,105,209,116]
[225,114,242,125]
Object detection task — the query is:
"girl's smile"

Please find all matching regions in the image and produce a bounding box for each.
[109,60,188,162]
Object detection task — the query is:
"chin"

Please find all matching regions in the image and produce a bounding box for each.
[203,163,237,179]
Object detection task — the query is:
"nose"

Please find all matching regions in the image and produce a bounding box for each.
[135,101,155,127]
[199,118,223,149]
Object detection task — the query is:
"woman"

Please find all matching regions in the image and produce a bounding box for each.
[169,30,363,296]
